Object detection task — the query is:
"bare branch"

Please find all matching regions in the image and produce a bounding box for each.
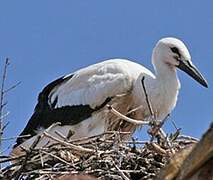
[0,111,9,122]
[2,121,10,132]
[3,81,21,94]
[0,58,10,168]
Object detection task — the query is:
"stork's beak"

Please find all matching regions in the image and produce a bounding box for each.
[177,59,208,88]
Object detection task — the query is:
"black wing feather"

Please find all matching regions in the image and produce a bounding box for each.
[15,74,111,147]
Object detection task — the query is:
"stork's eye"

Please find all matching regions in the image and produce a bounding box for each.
[170,47,181,57]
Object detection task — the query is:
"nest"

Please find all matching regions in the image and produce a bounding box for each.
[0,129,197,180]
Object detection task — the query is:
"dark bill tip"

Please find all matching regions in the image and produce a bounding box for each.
[177,60,208,88]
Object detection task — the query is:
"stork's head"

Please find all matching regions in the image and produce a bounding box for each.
[152,37,208,88]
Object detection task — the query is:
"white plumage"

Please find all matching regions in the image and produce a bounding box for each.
[12,37,207,156]
[51,60,153,109]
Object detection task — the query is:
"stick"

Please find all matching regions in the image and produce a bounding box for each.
[1,134,31,141]
[41,150,71,165]
[141,76,154,117]
[107,105,150,125]
[113,162,130,180]
[0,58,10,162]
[0,112,9,122]
[0,154,25,164]
[39,151,44,167]
[3,81,21,94]
[43,132,95,153]
[125,105,143,116]
[12,134,43,179]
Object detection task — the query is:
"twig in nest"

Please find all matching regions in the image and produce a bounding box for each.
[1,134,31,141]
[0,129,197,179]
[177,135,199,142]
[113,162,130,180]
[149,114,170,141]
[0,154,25,164]
[170,128,182,142]
[39,150,44,167]
[112,105,143,125]
[141,76,154,118]
[43,131,95,154]
[12,133,43,179]
[41,150,71,165]
[68,131,131,144]
[148,142,167,155]
[54,130,67,141]
[126,105,143,116]
[107,105,150,125]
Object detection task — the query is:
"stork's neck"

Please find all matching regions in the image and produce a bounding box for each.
[154,59,180,93]
[132,62,180,121]
[155,62,179,84]
[152,62,180,116]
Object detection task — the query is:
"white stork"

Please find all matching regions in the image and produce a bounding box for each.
[11,37,207,156]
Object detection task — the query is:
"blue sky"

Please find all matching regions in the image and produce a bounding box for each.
[0,1,212,152]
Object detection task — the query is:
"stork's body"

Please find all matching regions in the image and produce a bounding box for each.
[12,37,207,157]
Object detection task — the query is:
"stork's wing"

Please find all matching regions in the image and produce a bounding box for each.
[50,63,133,109]
[16,60,134,146]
